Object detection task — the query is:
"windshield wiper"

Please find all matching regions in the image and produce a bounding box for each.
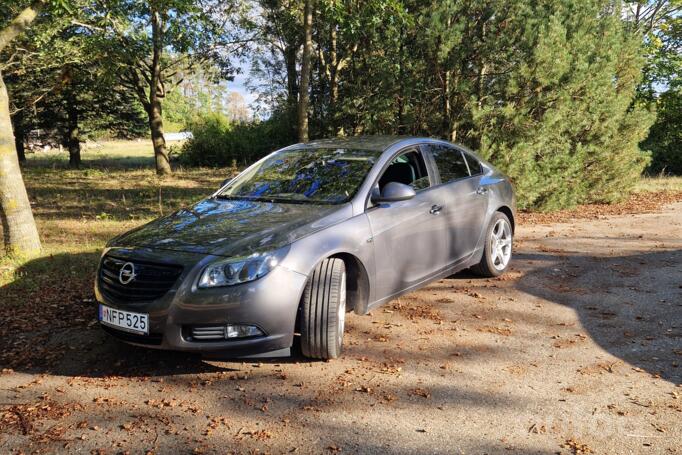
[249,196,312,204]
[213,194,253,201]
[214,194,337,205]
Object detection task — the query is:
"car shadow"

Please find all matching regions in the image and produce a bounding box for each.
[511,249,682,385]
[3,248,680,384]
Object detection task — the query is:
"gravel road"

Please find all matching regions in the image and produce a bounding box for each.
[2,202,681,454]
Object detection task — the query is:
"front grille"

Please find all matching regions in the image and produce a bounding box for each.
[98,255,183,303]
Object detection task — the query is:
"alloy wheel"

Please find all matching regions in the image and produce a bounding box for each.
[490,219,512,271]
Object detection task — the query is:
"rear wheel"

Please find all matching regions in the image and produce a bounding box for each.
[300,258,346,359]
[471,212,513,277]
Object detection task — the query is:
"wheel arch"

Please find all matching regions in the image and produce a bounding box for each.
[329,252,371,315]
[496,205,515,233]
[293,252,372,334]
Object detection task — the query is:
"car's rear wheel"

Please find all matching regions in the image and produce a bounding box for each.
[300,258,347,359]
[471,212,513,277]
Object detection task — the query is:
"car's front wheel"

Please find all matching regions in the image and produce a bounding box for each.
[300,258,347,359]
[471,212,513,277]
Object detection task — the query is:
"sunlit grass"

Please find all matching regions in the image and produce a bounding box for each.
[25,139,156,168]
[635,175,682,193]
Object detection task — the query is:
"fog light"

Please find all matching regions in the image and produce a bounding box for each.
[224,325,264,339]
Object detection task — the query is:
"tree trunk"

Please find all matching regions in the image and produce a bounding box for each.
[0,71,41,257]
[443,69,451,139]
[12,110,26,163]
[284,44,299,108]
[0,1,41,52]
[396,27,406,135]
[0,1,43,257]
[298,0,314,142]
[284,43,299,138]
[150,6,171,176]
[66,91,81,168]
[329,23,339,136]
[148,98,170,175]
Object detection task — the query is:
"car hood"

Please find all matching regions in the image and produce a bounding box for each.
[110,198,352,257]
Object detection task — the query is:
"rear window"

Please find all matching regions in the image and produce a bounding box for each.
[427,144,470,183]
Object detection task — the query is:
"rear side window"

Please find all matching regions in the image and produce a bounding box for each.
[428,144,470,183]
[463,152,483,176]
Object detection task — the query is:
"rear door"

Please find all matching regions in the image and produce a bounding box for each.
[421,143,489,265]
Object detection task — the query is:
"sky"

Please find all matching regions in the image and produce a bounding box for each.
[225,60,260,115]
[227,72,258,107]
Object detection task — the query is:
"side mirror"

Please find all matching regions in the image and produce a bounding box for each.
[220,178,230,188]
[371,182,416,204]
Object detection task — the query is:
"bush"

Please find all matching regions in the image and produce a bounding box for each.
[470,3,654,211]
[179,111,297,167]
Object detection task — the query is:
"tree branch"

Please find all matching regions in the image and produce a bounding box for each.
[0,0,45,53]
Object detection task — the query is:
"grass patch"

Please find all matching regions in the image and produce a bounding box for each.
[635,176,682,193]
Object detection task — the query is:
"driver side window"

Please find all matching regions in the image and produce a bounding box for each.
[378,149,431,192]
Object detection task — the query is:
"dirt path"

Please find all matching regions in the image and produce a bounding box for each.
[2,202,681,454]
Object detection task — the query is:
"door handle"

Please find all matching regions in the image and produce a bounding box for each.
[430,204,443,215]
[476,186,488,195]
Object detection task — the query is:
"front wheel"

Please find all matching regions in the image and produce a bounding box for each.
[471,212,513,277]
[300,258,347,359]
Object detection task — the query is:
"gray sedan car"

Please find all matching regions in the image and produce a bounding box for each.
[96,136,515,359]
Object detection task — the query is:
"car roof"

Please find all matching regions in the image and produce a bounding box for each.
[303,135,429,152]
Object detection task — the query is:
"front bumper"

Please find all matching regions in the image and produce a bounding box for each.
[95,247,308,356]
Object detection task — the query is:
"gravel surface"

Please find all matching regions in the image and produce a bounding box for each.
[1,202,681,454]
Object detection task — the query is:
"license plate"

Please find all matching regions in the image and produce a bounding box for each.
[99,304,149,335]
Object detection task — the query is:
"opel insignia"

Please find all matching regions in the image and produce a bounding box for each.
[96,136,515,359]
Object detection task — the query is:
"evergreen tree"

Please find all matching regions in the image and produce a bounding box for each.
[249,0,654,210]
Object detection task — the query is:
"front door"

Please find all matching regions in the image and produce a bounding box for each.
[365,147,448,301]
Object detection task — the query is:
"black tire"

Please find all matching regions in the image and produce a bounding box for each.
[300,258,347,359]
[471,212,513,278]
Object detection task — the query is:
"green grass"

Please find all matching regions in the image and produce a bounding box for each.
[634,175,682,193]
[23,138,184,169]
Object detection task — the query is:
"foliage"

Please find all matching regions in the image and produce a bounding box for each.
[642,88,682,174]
[250,0,654,210]
[6,65,149,143]
[1,0,675,210]
[635,4,681,174]
[626,0,681,101]
[468,1,654,209]
[163,71,250,132]
[80,0,250,174]
[163,89,196,133]
[179,109,297,167]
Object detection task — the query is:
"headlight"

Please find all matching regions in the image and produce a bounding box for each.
[198,253,280,288]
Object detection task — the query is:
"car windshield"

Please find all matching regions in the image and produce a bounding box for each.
[216,147,382,204]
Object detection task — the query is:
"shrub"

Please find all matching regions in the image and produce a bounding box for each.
[179,111,297,167]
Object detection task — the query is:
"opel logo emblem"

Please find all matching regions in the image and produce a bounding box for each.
[119,262,136,285]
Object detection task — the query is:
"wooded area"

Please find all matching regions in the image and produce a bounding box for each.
[0,0,680,257]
